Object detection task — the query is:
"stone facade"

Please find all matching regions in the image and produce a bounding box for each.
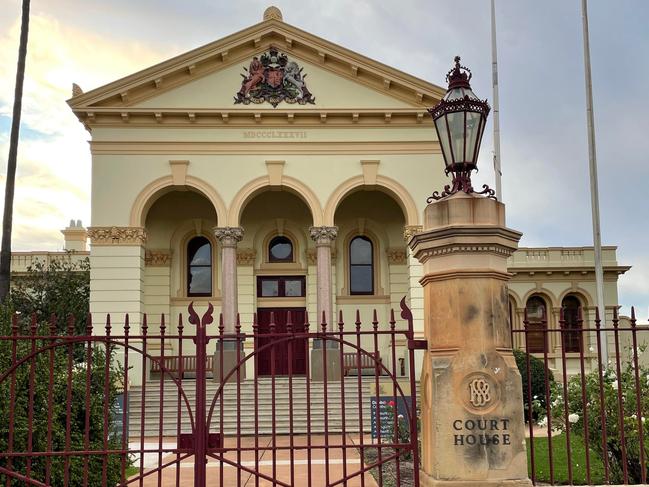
[57,11,629,383]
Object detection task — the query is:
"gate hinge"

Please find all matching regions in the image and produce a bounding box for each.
[408,339,428,350]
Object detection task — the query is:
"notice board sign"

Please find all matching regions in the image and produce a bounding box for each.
[370,396,412,440]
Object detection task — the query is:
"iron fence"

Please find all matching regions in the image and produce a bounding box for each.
[515,306,649,485]
[0,300,420,486]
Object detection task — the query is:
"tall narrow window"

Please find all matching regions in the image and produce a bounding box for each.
[268,236,293,263]
[187,236,212,296]
[562,295,582,353]
[525,296,547,353]
[350,236,374,295]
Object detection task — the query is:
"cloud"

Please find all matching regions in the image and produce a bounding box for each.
[0,12,169,250]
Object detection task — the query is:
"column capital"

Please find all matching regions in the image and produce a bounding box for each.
[87,226,147,246]
[309,226,338,245]
[403,225,423,242]
[213,226,244,247]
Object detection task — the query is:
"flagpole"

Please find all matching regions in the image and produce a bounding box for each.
[581,0,608,361]
[490,0,502,201]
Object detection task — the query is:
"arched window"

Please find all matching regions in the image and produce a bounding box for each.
[187,236,212,296]
[525,296,547,353]
[268,236,293,263]
[349,236,374,295]
[562,295,582,353]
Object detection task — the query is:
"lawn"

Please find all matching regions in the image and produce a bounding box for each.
[527,433,606,485]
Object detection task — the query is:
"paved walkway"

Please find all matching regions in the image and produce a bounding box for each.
[133,434,379,486]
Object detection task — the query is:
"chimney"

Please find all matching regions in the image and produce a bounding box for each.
[61,219,87,251]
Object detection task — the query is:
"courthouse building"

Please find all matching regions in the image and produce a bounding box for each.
[57,7,629,377]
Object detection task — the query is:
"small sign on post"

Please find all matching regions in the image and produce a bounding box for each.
[111,393,126,441]
[370,396,412,440]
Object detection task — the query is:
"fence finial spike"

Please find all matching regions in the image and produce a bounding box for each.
[30,313,38,335]
[11,312,18,334]
[65,314,74,335]
[177,313,184,334]
[49,313,57,335]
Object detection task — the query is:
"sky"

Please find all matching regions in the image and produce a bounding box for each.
[0,0,647,319]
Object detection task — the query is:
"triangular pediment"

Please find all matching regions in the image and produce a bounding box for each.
[129,53,417,110]
[68,16,445,121]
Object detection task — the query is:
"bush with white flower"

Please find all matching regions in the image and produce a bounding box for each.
[549,347,649,483]
[513,349,555,421]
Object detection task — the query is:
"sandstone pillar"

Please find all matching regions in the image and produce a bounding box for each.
[409,192,530,486]
[87,226,146,385]
[213,226,244,381]
[309,226,340,380]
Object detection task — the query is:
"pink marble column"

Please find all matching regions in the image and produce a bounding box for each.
[309,226,338,329]
[213,226,244,332]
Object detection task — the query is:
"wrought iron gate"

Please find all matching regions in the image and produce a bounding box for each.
[0,299,420,486]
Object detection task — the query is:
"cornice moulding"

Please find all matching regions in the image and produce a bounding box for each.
[67,21,445,117]
[90,140,440,156]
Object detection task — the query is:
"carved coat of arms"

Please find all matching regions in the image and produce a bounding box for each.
[234,47,315,108]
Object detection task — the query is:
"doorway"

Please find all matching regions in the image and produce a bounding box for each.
[256,307,307,376]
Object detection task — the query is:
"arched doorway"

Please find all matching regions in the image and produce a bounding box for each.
[240,189,315,376]
[562,295,583,353]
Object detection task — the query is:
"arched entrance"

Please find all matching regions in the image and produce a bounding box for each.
[239,189,316,377]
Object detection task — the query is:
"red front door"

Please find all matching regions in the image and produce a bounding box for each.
[256,308,307,377]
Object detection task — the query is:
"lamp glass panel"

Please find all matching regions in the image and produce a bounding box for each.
[465,111,482,164]
[434,117,453,167]
[447,111,466,163]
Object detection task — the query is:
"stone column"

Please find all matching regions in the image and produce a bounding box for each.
[213,227,244,331]
[309,226,340,380]
[309,226,338,326]
[409,192,530,486]
[213,226,244,382]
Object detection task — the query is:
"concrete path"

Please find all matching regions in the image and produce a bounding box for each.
[133,434,379,486]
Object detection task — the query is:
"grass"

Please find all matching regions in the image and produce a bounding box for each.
[527,433,606,485]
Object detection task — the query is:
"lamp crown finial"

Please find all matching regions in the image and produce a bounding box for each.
[446,56,472,89]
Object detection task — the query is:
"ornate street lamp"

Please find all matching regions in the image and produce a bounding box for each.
[428,56,495,201]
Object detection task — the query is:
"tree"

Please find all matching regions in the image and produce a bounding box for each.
[0,0,31,303]
[10,256,90,335]
[0,257,128,486]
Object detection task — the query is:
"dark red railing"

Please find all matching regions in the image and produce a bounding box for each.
[516,306,649,485]
[0,299,420,486]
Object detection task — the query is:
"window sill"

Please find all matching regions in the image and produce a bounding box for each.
[171,296,222,305]
[336,295,391,304]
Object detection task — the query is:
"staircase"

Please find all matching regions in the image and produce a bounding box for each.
[128,377,379,437]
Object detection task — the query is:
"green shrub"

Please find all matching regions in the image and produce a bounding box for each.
[0,258,128,486]
[514,349,555,420]
[550,356,649,484]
